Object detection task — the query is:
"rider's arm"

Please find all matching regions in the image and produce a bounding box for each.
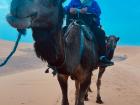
[86,0,101,17]
[64,0,75,13]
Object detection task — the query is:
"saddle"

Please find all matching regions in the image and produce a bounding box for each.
[80,25,93,41]
[63,20,94,42]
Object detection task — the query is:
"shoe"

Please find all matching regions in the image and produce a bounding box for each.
[99,56,114,66]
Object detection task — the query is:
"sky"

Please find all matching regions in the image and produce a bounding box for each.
[0,0,140,45]
[101,0,140,45]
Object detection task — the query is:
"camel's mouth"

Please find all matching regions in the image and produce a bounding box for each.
[6,14,32,29]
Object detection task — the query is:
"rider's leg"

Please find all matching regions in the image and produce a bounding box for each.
[94,28,106,56]
[94,27,114,66]
[83,15,114,66]
[69,14,113,66]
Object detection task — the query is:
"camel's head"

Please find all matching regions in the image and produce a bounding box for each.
[7,0,65,29]
[106,35,120,60]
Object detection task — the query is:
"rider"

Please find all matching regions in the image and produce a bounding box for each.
[64,0,114,66]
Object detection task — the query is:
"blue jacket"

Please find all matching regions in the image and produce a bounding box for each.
[64,0,101,17]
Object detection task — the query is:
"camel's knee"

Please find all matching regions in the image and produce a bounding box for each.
[58,74,68,83]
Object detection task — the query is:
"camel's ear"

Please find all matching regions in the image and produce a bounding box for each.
[116,37,120,41]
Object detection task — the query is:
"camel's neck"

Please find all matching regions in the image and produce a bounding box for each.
[32,5,64,65]
[32,26,64,65]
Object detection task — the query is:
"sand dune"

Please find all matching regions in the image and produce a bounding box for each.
[0,40,140,105]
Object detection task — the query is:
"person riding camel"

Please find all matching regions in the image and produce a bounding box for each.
[64,0,114,66]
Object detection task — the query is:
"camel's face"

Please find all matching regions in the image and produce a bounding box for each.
[105,35,119,60]
[106,35,120,50]
[7,0,63,29]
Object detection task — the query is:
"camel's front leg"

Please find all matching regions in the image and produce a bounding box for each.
[96,67,106,104]
[57,74,69,105]
[76,72,92,105]
[75,80,80,105]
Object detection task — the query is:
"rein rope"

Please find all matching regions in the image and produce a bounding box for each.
[0,29,26,67]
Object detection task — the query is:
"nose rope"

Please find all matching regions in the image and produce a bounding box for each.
[0,29,26,67]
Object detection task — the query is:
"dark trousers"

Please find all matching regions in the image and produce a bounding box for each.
[66,14,106,57]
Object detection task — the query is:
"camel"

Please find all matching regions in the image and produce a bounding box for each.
[7,0,119,105]
[86,35,119,104]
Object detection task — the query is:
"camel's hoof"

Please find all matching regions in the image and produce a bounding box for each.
[96,99,104,104]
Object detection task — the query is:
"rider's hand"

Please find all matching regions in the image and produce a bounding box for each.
[70,8,77,14]
[80,7,87,14]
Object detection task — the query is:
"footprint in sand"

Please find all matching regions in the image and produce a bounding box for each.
[112,54,127,62]
[19,48,34,53]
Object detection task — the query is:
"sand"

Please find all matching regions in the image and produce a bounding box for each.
[0,40,140,105]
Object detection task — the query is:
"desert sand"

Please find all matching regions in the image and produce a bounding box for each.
[0,39,140,105]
